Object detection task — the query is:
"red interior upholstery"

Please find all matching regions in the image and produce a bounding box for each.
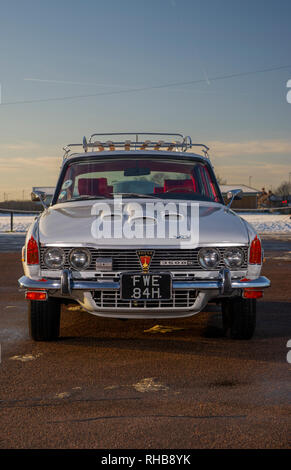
[154,187,164,194]
[78,178,110,196]
[164,179,194,193]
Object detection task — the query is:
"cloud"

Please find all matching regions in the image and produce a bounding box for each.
[0,141,60,168]
[0,141,60,192]
[0,142,42,152]
[216,161,287,175]
[188,140,291,188]
[0,156,60,168]
[212,160,290,189]
[208,139,291,158]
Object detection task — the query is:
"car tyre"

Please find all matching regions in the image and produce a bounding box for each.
[28,298,61,341]
[222,297,256,340]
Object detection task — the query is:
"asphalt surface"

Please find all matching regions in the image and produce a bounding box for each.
[0,233,26,252]
[0,236,290,449]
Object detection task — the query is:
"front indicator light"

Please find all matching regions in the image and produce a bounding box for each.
[25,291,47,301]
[243,289,263,299]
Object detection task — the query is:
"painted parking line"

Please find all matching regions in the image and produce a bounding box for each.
[144,324,185,334]
[132,378,169,393]
[9,353,42,362]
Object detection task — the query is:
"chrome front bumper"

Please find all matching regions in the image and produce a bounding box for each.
[18,270,271,295]
[18,270,270,318]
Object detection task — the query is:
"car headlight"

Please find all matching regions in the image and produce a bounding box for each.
[223,248,244,268]
[198,248,220,269]
[43,247,65,269]
[69,248,91,270]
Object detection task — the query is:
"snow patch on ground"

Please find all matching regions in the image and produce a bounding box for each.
[0,215,35,232]
[238,213,291,234]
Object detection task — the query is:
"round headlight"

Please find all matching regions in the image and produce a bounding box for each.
[69,248,91,270]
[223,248,244,268]
[198,248,220,269]
[43,247,65,269]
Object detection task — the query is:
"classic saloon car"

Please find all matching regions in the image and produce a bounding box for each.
[19,132,270,341]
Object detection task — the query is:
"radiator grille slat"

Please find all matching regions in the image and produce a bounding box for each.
[93,289,197,309]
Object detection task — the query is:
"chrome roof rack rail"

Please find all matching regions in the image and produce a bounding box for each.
[191,143,210,158]
[62,133,210,159]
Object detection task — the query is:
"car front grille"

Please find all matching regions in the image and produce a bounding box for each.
[40,246,248,272]
[92,289,197,309]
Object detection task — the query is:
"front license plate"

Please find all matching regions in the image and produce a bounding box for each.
[121,273,172,300]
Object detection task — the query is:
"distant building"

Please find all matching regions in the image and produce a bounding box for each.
[220,184,259,209]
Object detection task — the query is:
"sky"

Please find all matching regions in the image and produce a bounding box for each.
[0,0,291,198]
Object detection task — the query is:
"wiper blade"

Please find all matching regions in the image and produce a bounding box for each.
[62,193,163,203]
[112,192,162,199]
[63,196,107,202]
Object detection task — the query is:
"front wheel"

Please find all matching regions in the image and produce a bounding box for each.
[222,297,256,340]
[28,298,61,341]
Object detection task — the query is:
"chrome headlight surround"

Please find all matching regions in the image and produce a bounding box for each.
[223,247,244,268]
[69,248,91,270]
[198,248,221,269]
[43,247,65,270]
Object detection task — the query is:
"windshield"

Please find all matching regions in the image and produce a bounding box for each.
[55,156,221,203]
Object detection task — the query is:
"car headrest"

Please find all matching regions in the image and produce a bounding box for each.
[154,187,164,194]
[78,178,108,196]
[164,179,194,193]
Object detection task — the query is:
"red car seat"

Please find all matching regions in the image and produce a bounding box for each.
[164,179,194,193]
[78,178,110,196]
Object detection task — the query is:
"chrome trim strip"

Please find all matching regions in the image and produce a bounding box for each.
[39,269,248,280]
[18,276,119,291]
[42,242,249,248]
[231,277,271,288]
[173,277,270,290]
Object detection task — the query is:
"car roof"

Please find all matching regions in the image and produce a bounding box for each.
[62,150,211,167]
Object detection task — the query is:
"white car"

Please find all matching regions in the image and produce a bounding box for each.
[19,132,270,341]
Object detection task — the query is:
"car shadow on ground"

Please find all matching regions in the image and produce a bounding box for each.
[56,300,291,363]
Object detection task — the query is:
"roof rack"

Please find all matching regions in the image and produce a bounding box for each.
[62,132,210,159]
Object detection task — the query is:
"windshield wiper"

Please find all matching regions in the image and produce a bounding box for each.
[62,196,107,202]
[60,193,163,203]
[112,192,162,199]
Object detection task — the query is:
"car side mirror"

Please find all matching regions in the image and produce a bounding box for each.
[31,191,48,209]
[226,189,243,207]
